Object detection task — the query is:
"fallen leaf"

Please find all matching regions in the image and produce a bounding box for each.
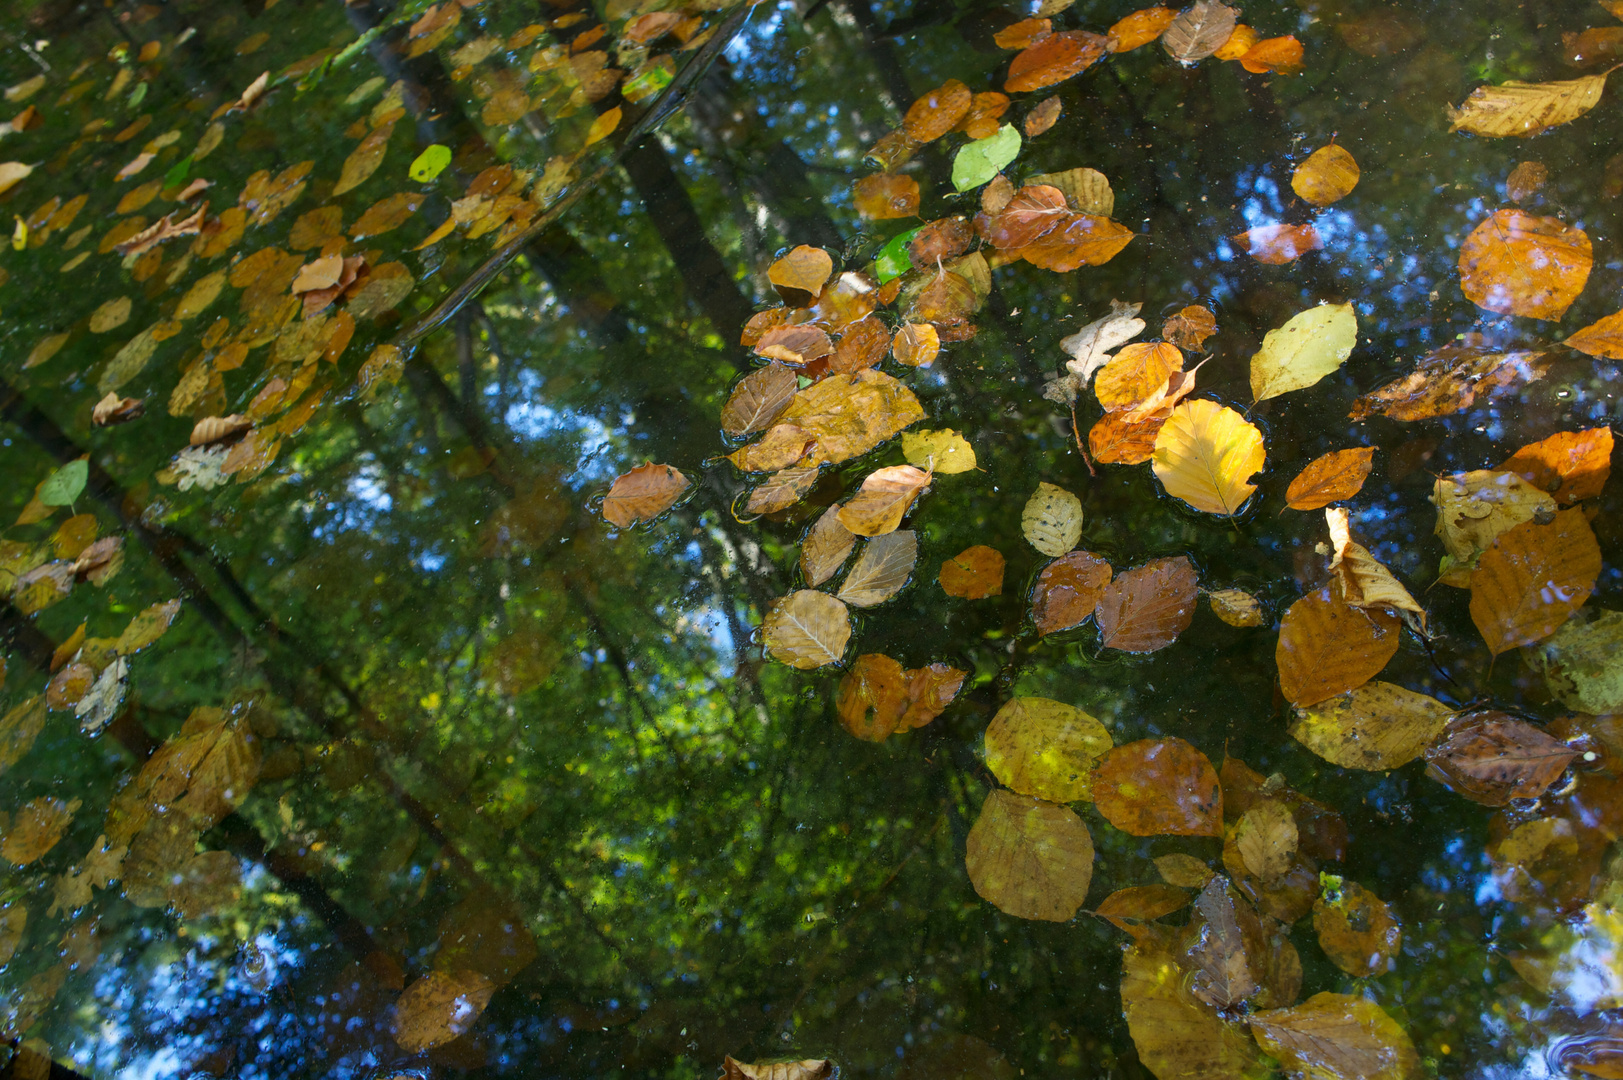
[1025,168,1114,217]
[1208,588,1266,627]
[837,465,930,536]
[0,161,32,197]
[722,1058,831,1080]
[92,394,145,427]
[1089,410,1166,465]
[1213,24,1258,60]
[1110,7,1178,51]
[117,599,182,655]
[829,316,890,373]
[1096,884,1190,934]
[1530,610,1623,716]
[1162,305,1217,351]
[1163,1,1240,64]
[1156,854,1216,889]
[75,656,128,733]
[1022,482,1083,556]
[721,363,798,438]
[902,79,972,144]
[1325,509,1426,630]
[1506,160,1548,202]
[1239,35,1304,73]
[1449,73,1609,137]
[1470,508,1602,655]
[1121,931,1268,1080]
[891,323,940,367]
[761,590,850,669]
[768,245,834,307]
[939,545,1004,599]
[749,463,817,514]
[1235,800,1298,882]
[2,796,81,865]
[1458,209,1591,321]
[1251,993,1420,1080]
[1032,550,1113,635]
[1093,737,1223,837]
[1233,222,1323,264]
[898,663,966,730]
[776,369,925,465]
[112,203,207,256]
[837,530,917,607]
[1498,427,1613,505]
[1096,556,1197,653]
[1187,876,1259,1008]
[853,174,919,220]
[393,969,496,1054]
[952,124,1022,191]
[602,463,688,527]
[902,428,976,473]
[1005,31,1107,92]
[988,184,1070,249]
[1024,96,1062,136]
[1095,342,1183,412]
[334,120,395,197]
[1121,363,1202,424]
[1424,711,1576,805]
[965,788,1095,921]
[1250,301,1357,402]
[190,414,252,447]
[1277,587,1400,707]
[1017,212,1133,270]
[995,17,1052,49]
[1285,448,1375,511]
[1292,144,1360,206]
[801,507,857,587]
[1349,344,1554,421]
[835,653,908,740]
[0,697,46,776]
[984,696,1113,802]
[1061,298,1146,381]
[1289,681,1453,770]
[1151,399,1265,516]
[729,423,812,473]
[1565,309,1623,359]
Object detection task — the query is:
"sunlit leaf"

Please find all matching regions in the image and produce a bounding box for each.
[1251,993,1420,1080]
[1325,509,1426,629]
[1032,550,1112,635]
[1021,482,1083,557]
[801,507,857,588]
[984,696,1112,803]
[1233,222,1322,264]
[902,79,972,144]
[1350,344,1553,421]
[1498,427,1613,505]
[1151,399,1264,516]
[837,530,917,607]
[768,245,834,308]
[1109,8,1178,52]
[939,545,1004,599]
[1289,681,1452,770]
[1469,508,1601,655]
[1121,930,1269,1080]
[1285,448,1374,511]
[1458,209,1591,320]
[1089,410,1165,465]
[1449,73,1609,137]
[837,465,930,536]
[1061,298,1145,381]
[1292,144,1360,206]
[1094,737,1223,837]
[853,173,920,220]
[393,969,496,1054]
[1096,556,1197,653]
[1250,301,1356,402]
[409,144,452,181]
[1163,1,1240,65]
[1096,342,1182,412]
[965,788,1094,922]
[602,463,689,527]
[761,590,850,670]
[952,125,1021,192]
[1423,711,1576,806]
[900,429,975,474]
[722,363,798,438]
[729,423,812,473]
[1005,31,1107,92]
[1239,35,1304,73]
[1277,586,1400,707]
[777,369,925,464]
[1162,305,1217,351]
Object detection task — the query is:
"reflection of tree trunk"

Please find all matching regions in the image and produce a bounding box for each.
[342,0,485,150]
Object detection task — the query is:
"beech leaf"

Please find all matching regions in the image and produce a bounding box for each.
[1469,508,1601,655]
[602,463,689,528]
[1458,209,1591,321]
[1449,73,1609,137]
[1285,448,1375,511]
[965,788,1095,922]
[1250,993,1420,1080]
[1289,681,1453,771]
[1151,399,1264,516]
[1249,302,1357,402]
[939,545,1004,599]
[984,697,1113,803]
[1096,555,1197,653]
[836,530,917,607]
[1093,737,1223,837]
[1423,711,1577,806]
[1021,482,1083,556]
[761,591,851,669]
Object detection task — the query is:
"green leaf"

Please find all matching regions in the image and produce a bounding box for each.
[39,460,88,507]
[873,226,922,284]
[409,145,453,183]
[163,155,193,190]
[952,124,1021,193]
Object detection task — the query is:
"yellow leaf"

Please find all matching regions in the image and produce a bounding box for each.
[901,428,977,473]
[965,788,1094,921]
[1449,73,1608,137]
[1151,399,1264,516]
[584,105,621,147]
[1291,144,1360,206]
[393,970,496,1054]
[1289,681,1453,770]
[0,161,33,198]
[1249,302,1357,402]
[1208,587,1266,627]
[761,590,850,669]
[983,697,1112,803]
[1021,482,1083,556]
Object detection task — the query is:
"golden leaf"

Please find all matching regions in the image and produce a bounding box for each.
[1498,426,1614,505]
[776,369,925,465]
[902,79,972,144]
[1005,31,1107,92]
[761,590,850,669]
[1121,934,1268,1080]
[116,599,181,656]
[1449,73,1609,137]
[1325,508,1425,628]
[2,796,82,865]
[938,544,1004,599]
[1151,399,1264,516]
[1250,302,1357,402]
[901,428,976,473]
[984,697,1112,803]
[745,464,819,515]
[1109,7,1178,52]
[853,174,919,220]
[767,245,834,307]
[1291,144,1360,206]
[393,970,496,1054]
[836,464,930,536]
[891,323,940,367]
[1021,481,1083,556]
[1208,587,1266,627]
[602,463,688,528]
[836,530,917,607]
[1095,342,1182,412]
[1458,209,1591,321]
[1276,587,1399,707]
[1285,447,1374,511]
[333,121,395,196]
[1251,993,1420,1080]
[1289,682,1453,771]
[1025,167,1113,216]
[1235,800,1298,882]
[1469,509,1601,655]
[1431,469,1557,584]
[800,507,856,587]
[965,788,1094,921]
[1093,737,1223,837]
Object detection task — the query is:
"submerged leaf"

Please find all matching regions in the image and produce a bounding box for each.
[1121,932,1269,1080]
[939,545,1005,599]
[1349,345,1553,422]
[1163,2,1241,65]
[393,970,496,1054]
[1423,711,1576,806]
[1208,588,1266,627]
[1233,222,1322,264]
[836,530,918,607]
[1529,610,1623,716]
[800,507,857,587]
[1094,737,1223,837]
[965,788,1095,921]
[1250,993,1420,1080]
[1005,32,1107,92]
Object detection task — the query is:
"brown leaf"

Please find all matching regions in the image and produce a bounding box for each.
[1469,508,1602,655]
[1459,209,1591,321]
[939,545,1004,599]
[1424,711,1576,806]
[1232,222,1323,264]
[755,324,833,366]
[1094,737,1223,837]
[959,92,1011,140]
[112,203,207,256]
[899,663,965,731]
[985,697,1112,803]
[92,393,145,427]
[729,423,812,473]
[1024,96,1062,136]
[853,174,920,220]
[906,217,975,265]
[761,590,850,669]
[835,653,908,740]
[1156,853,1216,889]
[1121,931,1268,1080]
[722,1058,831,1080]
[1026,167,1115,217]
[1277,587,1400,707]
[602,463,689,528]
[1289,681,1453,771]
[1162,304,1217,350]
[1208,587,1266,627]
[836,465,930,536]
[1251,993,1420,1080]
[1032,550,1113,635]
[1017,212,1134,271]
[1235,799,1298,882]
[1096,556,1197,653]
[393,970,496,1054]
[1110,7,1178,51]
[1498,427,1613,504]
[988,185,1069,250]
[1005,31,1107,93]
[902,79,972,144]
[768,245,834,307]
[721,363,798,437]
[2,796,80,865]
[836,530,917,607]
[746,464,820,514]
[1285,448,1375,511]
[1163,2,1240,64]
[190,414,252,447]
[1506,160,1549,202]
[891,323,940,367]
[1351,344,1554,422]
[1187,876,1259,1008]
[800,507,857,587]
[1097,884,1190,935]
[965,788,1095,921]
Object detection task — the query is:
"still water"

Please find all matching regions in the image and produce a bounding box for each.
[0,0,1621,1076]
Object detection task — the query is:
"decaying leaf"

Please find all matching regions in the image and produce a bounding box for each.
[761,590,851,670]
[853,174,920,220]
[836,530,917,607]
[775,369,925,465]
[837,465,930,536]
[1250,302,1357,402]
[1289,681,1453,771]
[1423,711,1576,805]
[1498,427,1613,505]
[1060,299,1146,382]
[1186,876,1259,1009]
[721,1058,831,1080]
[1151,400,1265,516]
[1449,73,1609,137]
[1506,160,1549,202]
[92,394,145,427]
[1235,800,1298,882]
[965,788,1095,922]
[1026,167,1115,217]
[1021,482,1083,556]
[1032,550,1113,635]
[1528,610,1623,716]
[1285,448,1375,511]
[722,364,798,438]
[836,654,965,741]
[1096,884,1191,935]
[1325,509,1426,629]
[75,657,128,734]
[1163,1,1240,65]
[1208,588,1266,627]
[1162,305,1217,351]
[0,697,47,776]
[984,697,1112,803]
[1024,95,1062,137]
[1349,345,1553,422]
[2,796,81,865]
[393,969,496,1054]
[1432,470,1558,585]
[1096,556,1197,653]
[1094,737,1223,837]
[1469,509,1601,655]
[1121,931,1268,1080]
[801,507,857,588]
[117,599,182,656]
[1096,342,1183,412]
[1005,32,1107,93]
[602,463,689,527]
[1251,993,1420,1080]
[1156,853,1216,889]
[1292,144,1360,206]
[1458,209,1591,321]
[939,545,1004,599]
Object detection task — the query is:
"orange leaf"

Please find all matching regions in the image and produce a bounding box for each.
[1212,23,1259,61]
[829,316,890,374]
[835,654,908,741]
[1108,7,1177,52]
[1348,344,1554,421]
[1089,410,1166,465]
[1469,508,1602,655]
[1093,737,1224,837]
[1239,35,1304,74]
[959,92,1011,140]
[1232,222,1322,264]
[1311,882,1401,978]
[853,174,919,221]
[1498,427,1613,504]
[987,184,1070,249]
[939,545,1005,599]
[1005,31,1108,93]
[602,463,689,527]
[994,17,1052,50]
[1284,447,1375,511]
[836,464,931,536]
[767,245,833,307]
[892,323,940,367]
[1096,883,1190,936]
[1291,144,1360,206]
[1161,305,1217,350]
[1565,307,1623,358]
[1023,96,1062,137]
[1032,550,1113,635]
[1096,556,1197,653]
[1458,209,1591,321]
[902,79,972,144]
[1276,586,1399,706]
[1094,342,1183,412]
[1018,212,1134,271]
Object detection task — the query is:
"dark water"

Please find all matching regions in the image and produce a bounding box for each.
[0,0,1620,1076]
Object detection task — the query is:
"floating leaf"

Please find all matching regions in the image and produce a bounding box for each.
[1162,1,1240,64]
[602,463,689,527]
[1458,209,1591,321]
[1565,308,1623,359]
[837,530,917,607]
[1026,167,1114,217]
[1061,298,1146,381]
[902,79,972,144]
[1251,993,1420,1080]
[1498,427,1613,505]
[1529,610,1623,716]
[1349,344,1553,421]
[117,599,182,655]
[776,369,924,465]
[0,697,46,776]
[1289,681,1453,771]
[1032,550,1113,635]
[1096,884,1190,935]
[1423,711,1576,806]
[1096,556,1197,653]
[995,17,1052,50]
[1277,587,1400,707]
[747,464,818,515]
[837,465,930,536]
[1292,144,1360,206]
[1089,410,1165,465]
[1233,222,1322,264]
[1235,800,1298,882]
[1432,469,1557,586]
[761,590,850,670]
[901,429,976,473]
[1209,588,1266,627]
[939,545,1004,599]
[1213,22,1258,59]
[1005,31,1107,92]
[1469,509,1601,655]
[1286,448,1375,511]
[837,655,965,741]
[965,788,1095,922]
[75,657,128,734]
[801,507,857,588]
[89,296,132,334]
[1024,96,1061,136]
[890,323,940,367]
[1096,342,1183,412]
[1022,482,1083,556]
[729,423,812,473]
[722,1058,831,1080]
[39,460,88,507]
[333,121,395,196]
[393,970,496,1054]
[1110,7,1178,51]
[1449,73,1609,137]
[721,363,798,438]
[768,245,834,308]
[853,174,919,220]
[1239,35,1304,73]
[952,124,1021,192]
[1162,305,1217,351]
[1121,932,1268,1080]
[408,144,452,182]
[1250,302,1357,402]
[1017,212,1133,271]
[985,697,1112,803]
[2,796,81,865]
[1151,399,1264,516]
[1093,737,1223,837]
